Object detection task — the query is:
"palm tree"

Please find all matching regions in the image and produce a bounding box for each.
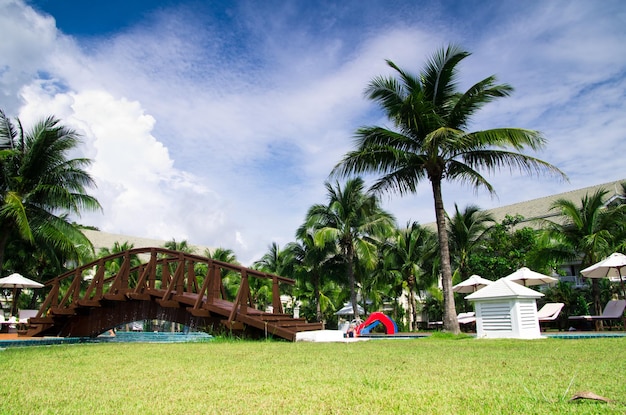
[0,109,101,275]
[203,247,240,300]
[542,189,622,316]
[332,45,565,333]
[164,238,195,254]
[383,221,438,331]
[304,177,395,320]
[98,241,139,274]
[253,242,294,310]
[447,204,494,282]
[291,225,338,322]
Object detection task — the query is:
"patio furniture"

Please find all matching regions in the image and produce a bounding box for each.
[568,300,626,329]
[536,302,564,330]
[18,309,39,325]
[0,314,10,332]
[428,312,476,330]
[457,312,476,325]
[0,315,17,333]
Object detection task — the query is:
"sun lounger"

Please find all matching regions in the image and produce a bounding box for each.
[0,315,17,332]
[457,312,476,325]
[536,302,564,331]
[429,312,476,330]
[0,315,10,332]
[537,303,564,322]
[568,300,626,328]
[18,309,39,325]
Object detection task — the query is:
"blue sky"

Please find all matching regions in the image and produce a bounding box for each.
[1,0,625,265]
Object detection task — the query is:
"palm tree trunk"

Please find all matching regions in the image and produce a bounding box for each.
[0,225,11,276]
[408,287,416,331]
[346,244,360,321]
[431,178,460,334]
[313,272,322,322]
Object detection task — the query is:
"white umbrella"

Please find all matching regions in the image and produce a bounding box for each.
[0,273,44,289]
[503,267,558,287]
[453,274,494,293]
[335,303,365,316]
[581,252,626,297]
[0,273,44,314]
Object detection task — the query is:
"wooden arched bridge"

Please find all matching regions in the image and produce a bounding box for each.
[23,247,323,341]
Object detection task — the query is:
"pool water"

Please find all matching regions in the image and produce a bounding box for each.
[0,330,212,349]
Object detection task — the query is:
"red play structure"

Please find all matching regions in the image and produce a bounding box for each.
[355,312,398,335]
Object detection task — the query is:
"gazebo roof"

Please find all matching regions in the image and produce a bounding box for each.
[465,278,544,301]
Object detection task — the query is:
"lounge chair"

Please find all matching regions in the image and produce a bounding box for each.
[0,315,17,332]
[17,309,39,331]
[536,302,564,330]
[457,312,476,325]
[428,312,475,330]
[568,300,626,329]
[0,315,9,332]
[537,302,564,322]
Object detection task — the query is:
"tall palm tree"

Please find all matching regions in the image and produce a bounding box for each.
[542,189,622,316]
[304,177,395,320]
[253,242,294,310]
[203,247,240,300]
[0,109,101,275]
[97,241,141,278]
[447,204,494,282]
[291,225,338,322]
[332,45,565,333]
[383,221,438,330]
[164,238,195,254]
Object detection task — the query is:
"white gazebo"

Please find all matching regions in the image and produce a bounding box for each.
[465,278,544,339]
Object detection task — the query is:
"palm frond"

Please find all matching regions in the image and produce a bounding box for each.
[444,160,495,194]
[460,149,567,179]
[464,128,547,151]
[0,110,17,150]
[449,76,513,128]
[422,44,469,108]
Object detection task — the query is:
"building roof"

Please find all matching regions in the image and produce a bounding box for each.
[484,179,625,227]
[82,229,213,255]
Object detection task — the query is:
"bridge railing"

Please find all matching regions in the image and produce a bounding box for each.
[35,247,295,325]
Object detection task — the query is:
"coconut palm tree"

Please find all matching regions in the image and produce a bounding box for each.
[203,247,240,300]
[0,109,101,275]
[253,242,295,310]
[164,238,195,254]
[304,177,395,320]
[447,204,494,282]
[383,221,438,330]
[332,45,565,333]
[98,241,139,274]
[542,189,622,317]
[291,224,339,322]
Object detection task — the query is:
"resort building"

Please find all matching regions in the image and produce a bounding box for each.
[480,178,624,286]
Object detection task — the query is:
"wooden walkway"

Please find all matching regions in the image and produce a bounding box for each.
[23,248,323,341]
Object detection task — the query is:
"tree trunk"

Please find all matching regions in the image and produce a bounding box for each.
[346,244,360,321]
[409,288,416,331]
[313,272,322,322]
[0,225,12,276]
[431,178,460,334]
[408,276,416,331]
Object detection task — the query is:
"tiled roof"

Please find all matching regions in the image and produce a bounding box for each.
[82,229,213,255]
[484,179,625,227]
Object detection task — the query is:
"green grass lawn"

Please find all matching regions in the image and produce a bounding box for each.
[1,335,625,414]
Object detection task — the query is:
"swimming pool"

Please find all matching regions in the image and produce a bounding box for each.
[0,331,212,349]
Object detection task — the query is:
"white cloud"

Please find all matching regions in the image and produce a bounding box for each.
[1,0,625,266]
